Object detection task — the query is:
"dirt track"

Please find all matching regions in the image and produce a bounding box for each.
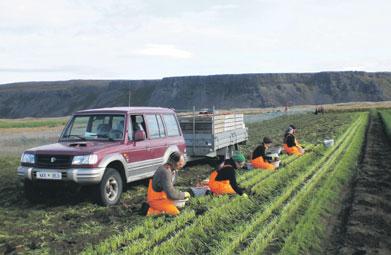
[338,113,391,254]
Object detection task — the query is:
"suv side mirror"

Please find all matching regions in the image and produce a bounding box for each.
[134,130,146,141]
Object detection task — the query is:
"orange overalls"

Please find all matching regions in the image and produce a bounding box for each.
[251,156,275,170]
[208,170,236,195]
[146,179,180,216]
[284,138,304,156]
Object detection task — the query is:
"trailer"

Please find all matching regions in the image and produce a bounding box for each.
[178,108,248,161]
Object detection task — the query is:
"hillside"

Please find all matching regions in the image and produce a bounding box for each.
[1,71,391,118]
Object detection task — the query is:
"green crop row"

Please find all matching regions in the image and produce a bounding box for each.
[238,143,316,189]
[209,114,366,255]
[237,112,360,192]
[278,113,368,254]
[251,115,363,196]
[240,112,359,157]
[82,196,233,255]
[240,114,367,254]
[148,195,255,255]
[379,110,391,140]
[240,144,318,190]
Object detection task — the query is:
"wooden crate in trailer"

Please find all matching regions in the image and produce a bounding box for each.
[178,111,248,161]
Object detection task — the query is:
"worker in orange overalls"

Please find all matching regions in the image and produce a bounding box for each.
[145,152,191,216]
[208,153,248,197]
[283,125,304,156]
[251,137,276,170]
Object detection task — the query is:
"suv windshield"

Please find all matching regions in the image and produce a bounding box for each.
[61,114,125,141]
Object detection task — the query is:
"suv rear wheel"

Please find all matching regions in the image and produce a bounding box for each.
[95,168,123,206]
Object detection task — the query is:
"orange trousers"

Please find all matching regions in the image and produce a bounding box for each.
[147,179,180,216]
[208,171,236,195]
[283,144,304,156]
[251,157,275,170]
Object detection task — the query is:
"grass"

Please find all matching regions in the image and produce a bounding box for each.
[0,117,68,129]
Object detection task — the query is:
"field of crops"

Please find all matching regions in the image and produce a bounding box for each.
[336,110,391,254]
[82,112,368,255]
[2,110,390,254]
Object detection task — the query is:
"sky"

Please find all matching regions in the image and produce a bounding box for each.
[0,0,390,84]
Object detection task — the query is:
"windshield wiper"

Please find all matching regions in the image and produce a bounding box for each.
[62,135,87,141]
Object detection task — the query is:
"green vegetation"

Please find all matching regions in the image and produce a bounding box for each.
[0,112,367,254]
[279,116,367,254]
[379,110,391,139]
[83,112,367,255]
[0,118,68,129]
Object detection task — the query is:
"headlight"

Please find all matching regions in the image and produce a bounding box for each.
[72,154,98,165]
[21,153,35,164]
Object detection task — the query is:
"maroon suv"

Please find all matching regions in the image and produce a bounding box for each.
[17,107,186,205]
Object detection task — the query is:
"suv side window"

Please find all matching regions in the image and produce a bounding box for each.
[163,114,180,137]
[130,115,146,139]
[145,115,160,139]
[156,115,166,137]
[127,115,133,140]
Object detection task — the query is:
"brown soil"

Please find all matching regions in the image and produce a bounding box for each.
[328,113,391,255]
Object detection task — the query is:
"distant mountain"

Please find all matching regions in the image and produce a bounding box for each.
[1,71,390,118]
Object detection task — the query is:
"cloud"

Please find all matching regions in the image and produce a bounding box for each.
[0,0,390,84]
[0,65,105,75]
[0,67,64,73]
[132,44,193,59]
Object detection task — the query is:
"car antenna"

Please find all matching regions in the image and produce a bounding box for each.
[128,85,131,107]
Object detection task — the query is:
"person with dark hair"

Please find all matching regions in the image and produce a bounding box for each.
[251,137,277,170]
[283,125,304,156]
[208,152,248,197]
[146,152,191,216]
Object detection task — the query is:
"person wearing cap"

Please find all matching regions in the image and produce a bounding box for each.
[146,152,191,216]
[208,152,248,197]
[283,125,304,156]
[251,137,277,170]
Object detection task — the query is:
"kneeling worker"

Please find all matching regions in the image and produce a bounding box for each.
[147,152,191,216]
[208,153,248,197]
[283,125,304,156]
[251,137,276,170]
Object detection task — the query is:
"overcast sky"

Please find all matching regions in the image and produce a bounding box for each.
[0,0,390,84]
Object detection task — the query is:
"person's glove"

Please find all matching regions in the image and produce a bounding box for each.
[184,192,191,199]
[241,193,249,198]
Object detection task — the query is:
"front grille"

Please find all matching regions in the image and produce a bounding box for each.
[36,155,72,169]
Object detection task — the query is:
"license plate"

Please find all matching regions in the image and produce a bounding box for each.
[36,171,62,180]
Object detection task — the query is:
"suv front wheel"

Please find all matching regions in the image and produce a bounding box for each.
[95,168,123,206]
